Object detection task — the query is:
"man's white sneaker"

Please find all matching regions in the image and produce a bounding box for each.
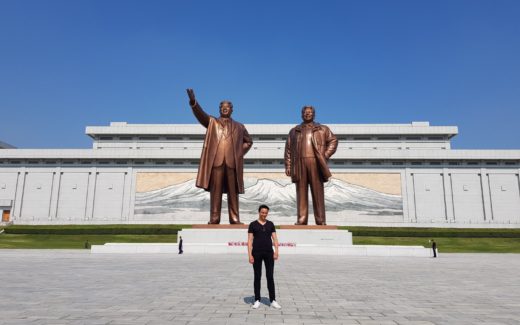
[270,300,281,309]
[252,300,261,309]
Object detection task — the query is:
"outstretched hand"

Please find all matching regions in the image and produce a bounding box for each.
[186,88,196,105]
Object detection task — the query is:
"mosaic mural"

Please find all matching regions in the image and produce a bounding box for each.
[134,172,403,224]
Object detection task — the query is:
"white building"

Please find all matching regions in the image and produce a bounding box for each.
[1,121,519,227]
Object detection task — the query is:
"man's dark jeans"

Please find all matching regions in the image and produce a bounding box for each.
[253,251,275,302]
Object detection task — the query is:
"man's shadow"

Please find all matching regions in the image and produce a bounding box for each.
[243,296,270,306]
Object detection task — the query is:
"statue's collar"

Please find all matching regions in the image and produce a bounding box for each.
[295,122,320,132]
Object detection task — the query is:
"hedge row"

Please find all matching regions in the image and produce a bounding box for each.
[340,226,520,238]
[4,225,520,238]
[3,225,191,235]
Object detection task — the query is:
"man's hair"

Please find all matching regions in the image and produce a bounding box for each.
[301,105,315,114]
[219,100,233,109]
[258,204,270,212]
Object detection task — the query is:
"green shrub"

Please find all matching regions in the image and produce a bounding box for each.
[4,224,520,238]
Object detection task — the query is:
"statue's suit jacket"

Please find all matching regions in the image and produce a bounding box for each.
[284,123,338,183]
[191,101,253,194]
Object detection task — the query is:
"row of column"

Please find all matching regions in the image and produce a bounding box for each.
[10,167,135,222]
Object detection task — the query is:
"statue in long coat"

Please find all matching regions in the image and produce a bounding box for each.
[187,89,253,224]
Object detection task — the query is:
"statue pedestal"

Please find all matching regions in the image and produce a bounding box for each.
[178,228,353,252]
[91,227,431,257]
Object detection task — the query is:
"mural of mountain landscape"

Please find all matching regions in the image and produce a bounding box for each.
[134,174,403,223]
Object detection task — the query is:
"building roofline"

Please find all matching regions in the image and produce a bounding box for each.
[1,148,519,160]
[85,122,459,138]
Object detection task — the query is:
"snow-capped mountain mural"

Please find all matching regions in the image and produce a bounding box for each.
[134,174,403,224]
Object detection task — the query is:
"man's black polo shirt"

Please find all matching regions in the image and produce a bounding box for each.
[248,220,276,254]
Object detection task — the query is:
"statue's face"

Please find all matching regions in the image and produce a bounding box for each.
[302,107,315,123]
[219,102,233,118]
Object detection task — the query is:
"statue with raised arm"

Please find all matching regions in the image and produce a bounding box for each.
[187,89,253,224]
[284,106,338,225]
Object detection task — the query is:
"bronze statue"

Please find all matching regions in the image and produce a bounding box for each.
[284,106,338,225]
[187,89,253,224]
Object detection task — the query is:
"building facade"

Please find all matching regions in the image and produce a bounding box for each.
[1,121,519,227]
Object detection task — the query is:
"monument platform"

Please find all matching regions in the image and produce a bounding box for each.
[192,224,248,229]
[91,228,431,257]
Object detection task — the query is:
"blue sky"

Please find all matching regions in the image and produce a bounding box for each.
[0,0,519,149]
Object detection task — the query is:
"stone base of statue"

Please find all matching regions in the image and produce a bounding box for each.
[91,226,431,257]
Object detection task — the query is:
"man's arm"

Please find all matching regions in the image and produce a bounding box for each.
[248,233,254,264]
[186,88,210,128]
[272,232,279,260]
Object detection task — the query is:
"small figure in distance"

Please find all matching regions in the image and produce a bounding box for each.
[431,239,437,258]
[178,236,183,254]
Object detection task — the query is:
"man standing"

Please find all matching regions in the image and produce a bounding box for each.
[248,205,281,309]
[431,239,437,258]
[284,106,338,225]
[187,89,253,224]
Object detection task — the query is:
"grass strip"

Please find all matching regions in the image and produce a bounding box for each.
[2,225,520,252]
[353,236,520,253]
[340,226,520,238]
[3,224,191,235]
[0,234,177,249]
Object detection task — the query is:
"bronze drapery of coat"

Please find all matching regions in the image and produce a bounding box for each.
[191,101,253,193]
[284,123,338,183]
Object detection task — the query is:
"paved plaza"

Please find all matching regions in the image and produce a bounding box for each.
[1,250,519,325]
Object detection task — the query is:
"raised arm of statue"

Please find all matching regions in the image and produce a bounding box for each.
[186,88,210,128]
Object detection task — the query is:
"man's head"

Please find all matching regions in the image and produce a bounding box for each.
[301,105,315,123]
[219,100,233,118]
[258,204,270,219]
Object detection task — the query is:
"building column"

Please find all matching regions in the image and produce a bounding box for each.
[442,168,455,223]
[12,168,26,221]
[120,168,133,221]
[400,169,409,222]
[404,168,416,222]
[128,168,137,222]
[48,168,62,220]
[85,168,97,221]
[517,170,520,223]
[480,169,492,222]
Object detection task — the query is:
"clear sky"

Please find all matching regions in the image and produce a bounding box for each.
[1,0,519,149]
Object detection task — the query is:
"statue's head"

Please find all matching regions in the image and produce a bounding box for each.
[219,100,233,118]
[301,105,315,123]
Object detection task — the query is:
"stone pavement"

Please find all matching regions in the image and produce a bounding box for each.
[0,250,519,325]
